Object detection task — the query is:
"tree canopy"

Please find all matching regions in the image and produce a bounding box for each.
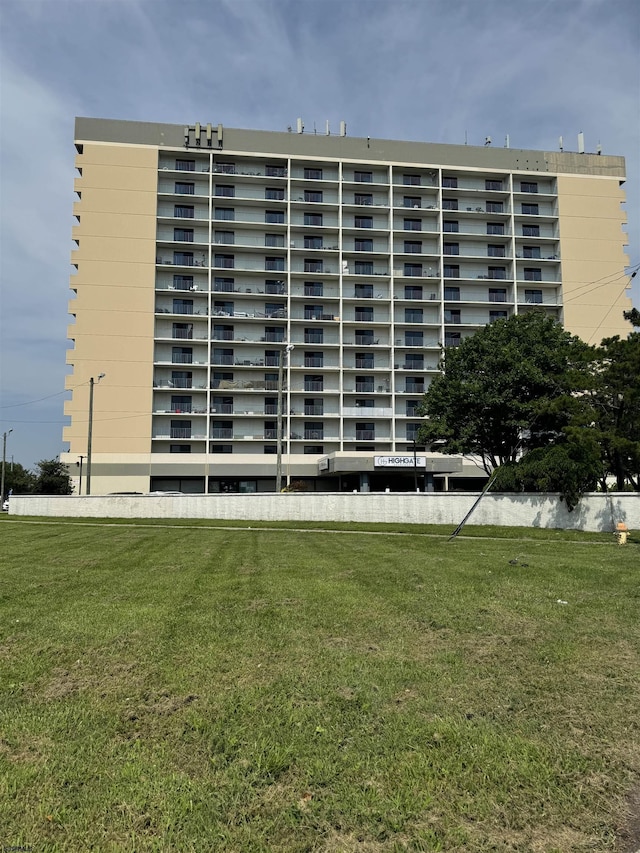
[32,459,73,495]
[417,312,595,475]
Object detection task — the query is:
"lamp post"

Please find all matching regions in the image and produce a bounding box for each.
[76,454,85,496]
[275,343,294,493]
[1,429,13,504]
[86,374,105,496]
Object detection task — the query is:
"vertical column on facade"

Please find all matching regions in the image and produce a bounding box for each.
[388,163,396,449]
[285,156,292,464]
[338,159,344,451]
[508,172,517,316]
[436,167,445,364]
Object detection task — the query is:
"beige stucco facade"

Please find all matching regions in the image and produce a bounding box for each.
[61,119,633,495]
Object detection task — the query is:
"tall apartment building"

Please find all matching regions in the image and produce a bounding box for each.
[62,118,631,494]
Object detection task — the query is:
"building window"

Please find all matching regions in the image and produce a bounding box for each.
[264,397,278,415]
[304,398,324,416]
[444,264,460,278]
[174,228,194,242]
[524,268,542,281]
[487,244,505,257]
[355,306,374,322]
[304,446,324,455]
[264,350,280,367]
[215,185,235,197]
[404,218,422,231]
[486,201,504,213]
[404,196,421,208]
[354,261,373,275]
[488,267,506,280]
[485,179,503,191]
[263,421,277,440]
[304,190,323,203]
[403,174,421,186]
[304,422,324,440]
[212,347,233,366]
[175,159,195,171]
[304,352,323,368]
[215,162,236,174]
[265,372,279,391]
[170,419,192,439]
[521,203,539,215]
[172,346,192,364]
[445,331,461,347]
[211,420,233,438]
[404,285,423,300]
[442,176,458,188]
[264,326,285,343]
[265,187,285,200]
[443,199,458,211]
[213,300,234,315]
[444,286,460,301]
[354,170,373,182]
[173,274,193,290]
[265,279,285,294]
[304,304,323,319]
[525,289,543,304]
[405,330,423,347]
[522,224,540,237]
[444,308,461,324]
[211,445,233,454]
[304,281,323,297]
[212,371,232,388]
[405,377,425,393]
[404,240,422,254]
[171,394,193,414]
[304,235,323,249]
[175,182,195,194]
[355,238,373,252]
[443,220,459,233]
[355,283,373,298]
[266,164,287,177]
[214,254,234,269]
[265,210,285,224]
[405,307,423,322]
[215,207,234,221]
[304,327,323,343]
[356,423,375,441]
[170,444,191,453]
[490,310,508,322]
[489,288,507,303]
[304,375,324,391]
[213,324,234,341]
[174,205,194,218]
[355,352,374,368]
[523,246,541,259]
[214,277,234,293]
[443,242,459,255]
[211,396,233,414]
[487,222,505,235]
[214,230,234,245]
[304,212,323,226]
[265,257,285,272]
[404,263,423,277]
[355,215,373,228]
[355,193,373,205]
[265,302,286,318]
[172,299,193,315]
[404,353,424,370]
[356,376,375,392]
[171,370,192,388]
[304,167,323,180]
[520,181,538,193]
[173,251,194,266]
[406,400,420,416]
[265,233,285,248]
[355,329,375,345]
[304,258,323,273]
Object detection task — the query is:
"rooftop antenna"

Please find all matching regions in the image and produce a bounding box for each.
[596,142,602,155]
[578,131,585,154]
[484,136,492,146]
[464,130,468,145]
[559,135,563,151]
[325,120,330,136]
[504,134,510,148]
[339,120,347,137]
[296,117,304,134]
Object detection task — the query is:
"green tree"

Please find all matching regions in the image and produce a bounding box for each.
[33,459,73,495]
[417,312,596,476]
[2,462,36,496]
[588,321,640,491]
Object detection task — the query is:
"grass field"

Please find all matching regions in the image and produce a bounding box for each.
[1,517,639,852]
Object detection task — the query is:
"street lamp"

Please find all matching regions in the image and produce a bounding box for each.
[276,343,294,493]
[86,374,105,496]
[1,429,13,504]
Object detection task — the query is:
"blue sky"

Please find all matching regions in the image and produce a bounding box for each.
[1,0,638,469]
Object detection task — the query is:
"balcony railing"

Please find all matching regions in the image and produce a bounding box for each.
[211,429,233,439]
[170,428,192,439]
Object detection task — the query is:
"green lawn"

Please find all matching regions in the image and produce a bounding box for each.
[1,518,638,852]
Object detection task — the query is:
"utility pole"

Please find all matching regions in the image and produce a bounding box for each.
[86,374,105,496]
[1,429,13,504]
[77,454,85,496]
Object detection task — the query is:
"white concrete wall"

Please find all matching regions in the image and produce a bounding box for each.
[7,492,639,533]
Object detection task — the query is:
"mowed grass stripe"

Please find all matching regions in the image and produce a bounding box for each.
[1,522,638,852]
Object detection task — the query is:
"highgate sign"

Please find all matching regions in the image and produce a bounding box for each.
[374,456,426,468]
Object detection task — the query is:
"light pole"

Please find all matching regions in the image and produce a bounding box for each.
[1,429,13,504]
[86,374,105,496]
[275,343,294,493]
[76,454,85,495]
